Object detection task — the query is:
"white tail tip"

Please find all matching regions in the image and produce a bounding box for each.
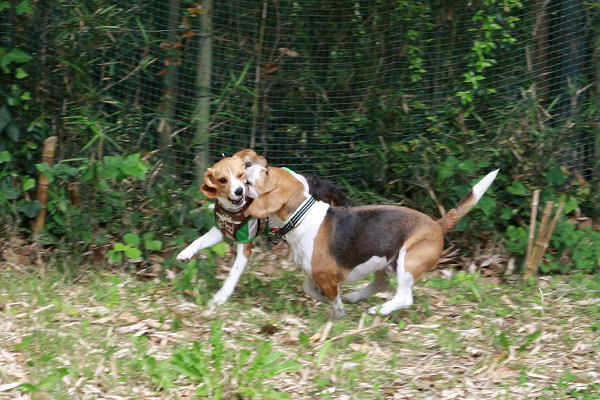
[472,169,499,202]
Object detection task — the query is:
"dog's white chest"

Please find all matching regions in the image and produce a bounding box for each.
[285,201,329,276]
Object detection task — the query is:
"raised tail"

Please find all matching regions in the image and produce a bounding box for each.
[437,169,499,234]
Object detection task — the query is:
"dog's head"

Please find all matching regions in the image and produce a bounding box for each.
[234,149,267,169]
[201,156,248,209]
[244,166,306,221]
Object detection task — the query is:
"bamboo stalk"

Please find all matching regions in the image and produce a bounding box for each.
[523,201,553,280]
[34,136,58,235]
[524,189,540,268]
[531,201,564,270]
[523,200,564,280]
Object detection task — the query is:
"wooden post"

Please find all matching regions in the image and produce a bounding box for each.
[33,136,58,235]
[194,0,213,184]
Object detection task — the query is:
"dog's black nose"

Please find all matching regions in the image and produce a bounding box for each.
[235,187,243,196]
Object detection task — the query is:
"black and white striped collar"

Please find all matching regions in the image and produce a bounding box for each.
[273,196,317,240]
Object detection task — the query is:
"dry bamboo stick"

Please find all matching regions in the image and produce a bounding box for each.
[524,189,540,268]
[523,200,565,280]
[531,201,564,270]
[33,136,58,235]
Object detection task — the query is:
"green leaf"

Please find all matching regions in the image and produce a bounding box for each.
[106,250,123,263]
[125,247,142,259]
[315,340,332,368]
[0,2,11,13]
[22,175,35,191]
[545,166,566,185]
[0,150,11,163]
[145,239,162,251]
[507,180,526,195]
[457,159,476,172]
[209,242,227,258]
[498,332,510,350]
[114,243,128,252]
[0,104,12,132]
[17,199,42,217]
[0,48,32,67]
[518,330,541,353]
[15,67,28,79]
[6,121,20,141]
[16,0,33,15]
[124,233,140,246]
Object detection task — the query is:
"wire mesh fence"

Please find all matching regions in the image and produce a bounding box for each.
[2,0,598,195]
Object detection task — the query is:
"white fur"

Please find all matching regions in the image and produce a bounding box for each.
[245,164,265,199]
[368,247,413,315]
[210,243,249,305]
[342,256,389,284]
[472,169,499,202]
[176,226,224,261]
[284,201,330,276]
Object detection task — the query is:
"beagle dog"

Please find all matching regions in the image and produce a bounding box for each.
[176,149,267,305]
[176,149,352,305]
[244,165,498,317]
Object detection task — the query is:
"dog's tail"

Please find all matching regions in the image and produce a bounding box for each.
[437,169,499,234]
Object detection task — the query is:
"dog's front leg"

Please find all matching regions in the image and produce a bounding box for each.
[176,226,224,261]
[210,242,252,305]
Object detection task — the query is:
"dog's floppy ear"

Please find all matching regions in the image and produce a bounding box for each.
[201,168,218,198]
[253,153,267,168]
[236,149,267,168]
[244,187,285,219]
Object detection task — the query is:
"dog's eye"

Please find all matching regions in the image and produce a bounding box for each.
[245,161,251,168]
[219,178,227,184]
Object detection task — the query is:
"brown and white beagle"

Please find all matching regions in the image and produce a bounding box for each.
[176,149,267,305]
[244,165,499,317]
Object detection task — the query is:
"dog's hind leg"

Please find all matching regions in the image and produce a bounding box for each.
[368,247,413,315]
[210,242,252,305]
[342,269,389,303]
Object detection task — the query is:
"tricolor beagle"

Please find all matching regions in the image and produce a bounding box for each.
[244,165,499,317]
[176,149,352,305]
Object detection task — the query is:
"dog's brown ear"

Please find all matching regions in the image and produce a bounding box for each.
[244,187,285,219]
[253,153,267,167]
[201,168,218,198]
[236,149,267,167]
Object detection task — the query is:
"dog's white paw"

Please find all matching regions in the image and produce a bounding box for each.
[332,304,346,318]
[176,248,196,262]
[209,291,230,306]
[368,299,412,316]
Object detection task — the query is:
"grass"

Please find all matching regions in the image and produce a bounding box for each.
[1,248,600,399]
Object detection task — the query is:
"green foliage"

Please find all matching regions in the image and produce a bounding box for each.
[169,322,303,399]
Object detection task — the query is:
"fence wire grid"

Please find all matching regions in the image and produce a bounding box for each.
[2,0,599,195]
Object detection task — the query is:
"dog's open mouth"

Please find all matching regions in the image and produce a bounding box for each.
[229,197,245,206]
